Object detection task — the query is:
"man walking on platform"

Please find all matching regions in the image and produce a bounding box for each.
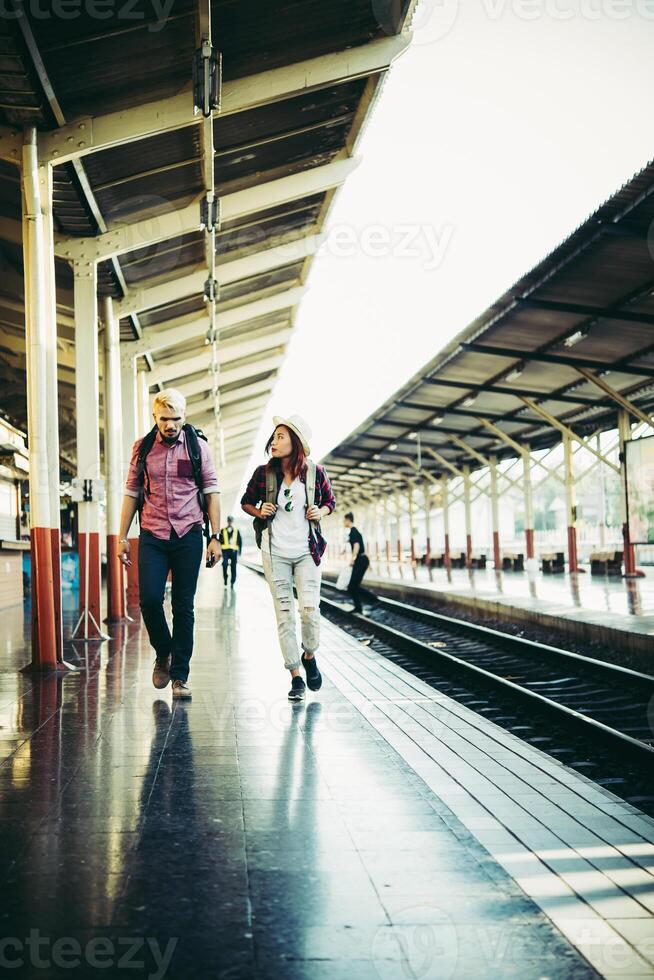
[219,515,242,586]
[118,389,222,699]
[344,511,370,614]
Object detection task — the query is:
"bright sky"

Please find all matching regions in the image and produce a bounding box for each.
[233,2,654,503]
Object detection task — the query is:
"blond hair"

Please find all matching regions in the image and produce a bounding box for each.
[153,388,186,416]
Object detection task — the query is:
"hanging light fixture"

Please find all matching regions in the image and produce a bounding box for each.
[193,41,222,117]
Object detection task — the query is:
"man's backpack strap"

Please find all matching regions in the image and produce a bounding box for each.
[183,423,210,539]
[135,425,158,512]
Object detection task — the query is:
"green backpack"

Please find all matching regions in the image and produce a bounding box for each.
[254,459,319,548]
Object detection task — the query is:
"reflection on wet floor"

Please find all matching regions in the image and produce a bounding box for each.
[0,570,603,978]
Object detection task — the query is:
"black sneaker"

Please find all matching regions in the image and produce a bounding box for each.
[301,652,322,691]
[288,676,306,701]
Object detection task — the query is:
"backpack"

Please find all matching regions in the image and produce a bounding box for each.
[254,459,320,549]
[135,423,210,539]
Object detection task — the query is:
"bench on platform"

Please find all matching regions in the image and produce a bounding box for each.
[541,551,565,574]
[470,553,487,569]
[590,550,623,576]
[502,552,524,572]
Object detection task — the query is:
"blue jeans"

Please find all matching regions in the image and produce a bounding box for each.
[138,525,203,682]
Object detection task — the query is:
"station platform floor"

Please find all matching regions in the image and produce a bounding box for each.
[1,566,654,978]
[322,558,654,666]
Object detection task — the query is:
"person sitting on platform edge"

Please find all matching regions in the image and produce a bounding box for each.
[344,511,370,614]
[118,388,222,699]
[220,515,242,587]
[240,415,336,701]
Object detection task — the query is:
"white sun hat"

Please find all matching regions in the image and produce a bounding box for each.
[272,414,312,455]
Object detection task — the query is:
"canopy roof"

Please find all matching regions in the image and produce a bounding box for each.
[322,159,654,498]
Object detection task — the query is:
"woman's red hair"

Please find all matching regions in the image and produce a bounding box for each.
[265,426,306,480]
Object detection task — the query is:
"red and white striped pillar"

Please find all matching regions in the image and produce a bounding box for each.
[563,434,579,573]
[489,454,501,569]
[120,350,140,606]
[20,129,58,669]
[74,260,104,639]
[618,410,644,578]
[383,496,391,563]
[103,297,126,622]
[441,476,451,568]
[463,464,473,568]
[407,485,416,563]
[41,159,64,659]
[423,480,432,565]
[522,446,535,561]
[137,370,151,439]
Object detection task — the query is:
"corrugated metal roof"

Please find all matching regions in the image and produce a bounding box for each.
[323,159,654,496]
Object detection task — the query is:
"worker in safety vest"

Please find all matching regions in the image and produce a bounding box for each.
[220,515,243,586]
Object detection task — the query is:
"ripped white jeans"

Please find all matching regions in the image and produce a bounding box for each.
[262,545,322,671]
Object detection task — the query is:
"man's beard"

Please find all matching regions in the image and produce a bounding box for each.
[160,431,179,445]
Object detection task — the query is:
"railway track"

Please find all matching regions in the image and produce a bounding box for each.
[245,561,654,766]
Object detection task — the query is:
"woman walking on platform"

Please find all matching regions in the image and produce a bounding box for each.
[241,416,336,701]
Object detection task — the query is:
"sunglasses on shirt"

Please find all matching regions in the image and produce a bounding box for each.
[283,487,293,512]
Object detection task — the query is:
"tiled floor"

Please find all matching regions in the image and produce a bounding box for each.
[0,566,651,978]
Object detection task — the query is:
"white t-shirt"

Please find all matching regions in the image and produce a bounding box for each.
[270,477,310,559]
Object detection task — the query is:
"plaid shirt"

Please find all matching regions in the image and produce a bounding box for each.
[241,462,336,566]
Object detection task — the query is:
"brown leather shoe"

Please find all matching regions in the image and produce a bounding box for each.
[172,679,192,699]
[152,655,171,690]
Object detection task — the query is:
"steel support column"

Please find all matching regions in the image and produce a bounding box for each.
[120,350,140,606]
[103,297,126,622]
[394,493,403,562]
[441,476,451,568]
[489,454,501,568]
[137,371,151,438]
[407,485,416,562]
[563,435,579,573]
[523,445,535,560]
[40,162,64,659]
[618,410,643,577]
[20,128,58,668]
[463,465,472,567]
[423,481,432,564]
[72,261,105,640]
[384,496,391,562]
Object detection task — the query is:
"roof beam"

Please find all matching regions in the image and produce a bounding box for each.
[423,447,463,478]
[574,367,654,429]
[518,297,654,326]
[115,237,316,318]
[35,35,410,166]
[54,158,358,263]
[519,397,620,473]
[421,378,597,406]
[123,287,303,356]
[149,350,284,388]
[462,341,654,379]
[220,378,276,408]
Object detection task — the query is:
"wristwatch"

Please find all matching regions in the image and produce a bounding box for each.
[209,533,220,542]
